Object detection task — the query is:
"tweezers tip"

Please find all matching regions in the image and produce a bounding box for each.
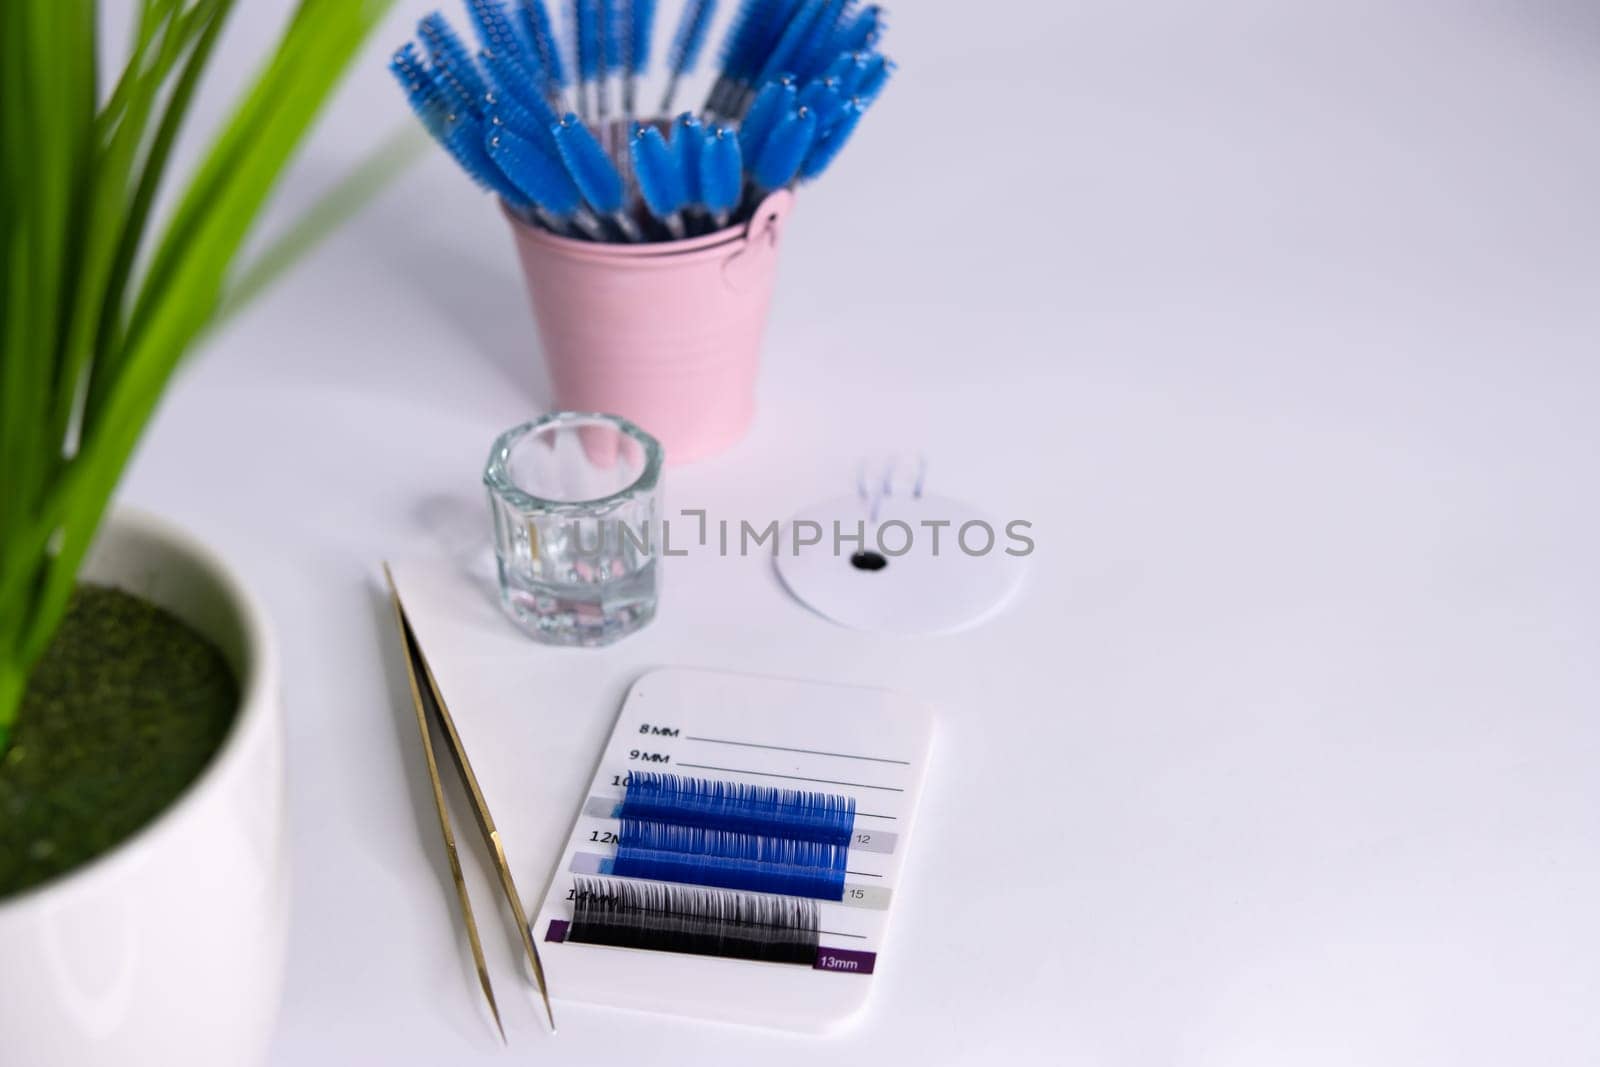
[386,554,557,1041]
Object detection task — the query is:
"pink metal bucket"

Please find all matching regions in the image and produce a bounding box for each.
[505,190,795,464]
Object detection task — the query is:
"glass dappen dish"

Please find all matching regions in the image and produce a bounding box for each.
[484,413,662,647]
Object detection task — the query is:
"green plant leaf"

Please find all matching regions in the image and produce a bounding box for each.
[1,0,397,748]
[84,0,234,435]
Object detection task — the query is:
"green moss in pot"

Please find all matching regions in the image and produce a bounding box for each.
[0,585,236,896]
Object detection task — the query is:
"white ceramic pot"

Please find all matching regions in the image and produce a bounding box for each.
[0,509,287,1066]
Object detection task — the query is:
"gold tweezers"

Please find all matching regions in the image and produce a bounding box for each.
[382,563,556,1039]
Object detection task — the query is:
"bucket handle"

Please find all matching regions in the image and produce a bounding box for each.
[723,189,795,293]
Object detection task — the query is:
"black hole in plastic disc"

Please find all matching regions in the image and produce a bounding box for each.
[850,551,888,572]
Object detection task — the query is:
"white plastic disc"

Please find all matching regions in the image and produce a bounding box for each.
[774,493,1026,636]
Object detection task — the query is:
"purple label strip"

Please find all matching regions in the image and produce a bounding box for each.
[814,948,875,974]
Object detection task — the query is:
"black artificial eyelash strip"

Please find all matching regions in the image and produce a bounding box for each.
[567,876,820,965]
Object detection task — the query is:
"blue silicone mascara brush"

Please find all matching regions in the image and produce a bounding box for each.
[848,50,892,104]
[391,43,453,138]
[596,0,622,147]
[840,3,883,52]
[660,0,718,114]
[482,68,563,156]
[573,0,601,122]
[736,77,795,165]
[446,112,536,209]
[819,49,855,84]
[797,94,862,180]
[707,0,791,118]
[672,112,708,231]
[631,124,688,239]
[516,0,567,106]
[602,0,625,74]
[468,0,536,78]
[428,53,489,123]
[419,24,488,122]
[392,3,894,242]
[796,76,845,136]
[673,114,705,194]
[477,41,564,155]
[420,13,490,106]
[471,8,550,135]
[822,0,859,53]
[461,2,565,156]
[487,124,607,238]
[478,42,540,113]
[613,3,632,69]
[623,0,656,121]
[698,124,743,228]
[554,113,642,240]
[744,0,828,110]
[750,104,816,194]
[789,0,849,82]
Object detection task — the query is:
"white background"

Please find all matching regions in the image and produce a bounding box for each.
[110,0,1599,1063]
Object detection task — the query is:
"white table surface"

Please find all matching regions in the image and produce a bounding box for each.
[115,0,1599,1063]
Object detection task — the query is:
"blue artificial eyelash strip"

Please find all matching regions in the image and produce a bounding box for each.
[420,13,490,105]
[613,847,848,900]
[614,819,848,900]
[516,0,567,89]
[618,819,848,886]
[621,772,856,845]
